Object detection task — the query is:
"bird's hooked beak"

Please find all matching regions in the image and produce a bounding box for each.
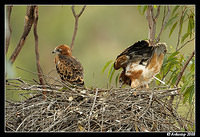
[52,50,56,54]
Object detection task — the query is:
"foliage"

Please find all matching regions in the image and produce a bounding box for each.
[138,5,195,44]
[158,50,195,105]
[167,6,195,43]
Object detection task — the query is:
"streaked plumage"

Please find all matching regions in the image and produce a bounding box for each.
[52,45,84,87]
[114,40,167,88]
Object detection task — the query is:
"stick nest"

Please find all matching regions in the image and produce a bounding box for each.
[6,78,188,132]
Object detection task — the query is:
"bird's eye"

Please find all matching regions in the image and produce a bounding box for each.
[57,49,62,52]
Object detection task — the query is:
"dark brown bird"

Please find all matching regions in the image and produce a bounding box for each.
[114,40,167,88]
[52,44,84,87]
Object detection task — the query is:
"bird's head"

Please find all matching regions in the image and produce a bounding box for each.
[52,45,72,56]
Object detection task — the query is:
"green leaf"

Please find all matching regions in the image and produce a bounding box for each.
[164,13,179,30]
[190,59,195,72]
[188,15,194,38]
[181,32,190,43]
[107,63,114,78]
[115,72,120,87]
[142,6,148,15]
[169,60,180,66]
[183,84,193,96]
[189,84,194,104]
[169,21,178,38]
[168,51,179,61]
[183,84,194,104]
[179,8,189,36]
[162,54,169,67]
[172,6,180,16]
[108,64,115,84]
[138,6,147,15]
[180,80,190,93]
[137,6,142,14]
[183,92,190,104]
[102,60,113,75]
[163,63,171,76]
[170,68,178,78]
[182,8,189,22]
[185,71,194,81]
[171,75,177,85]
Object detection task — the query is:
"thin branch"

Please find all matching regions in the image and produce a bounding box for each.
[5,5,13,54]
[9,6,36,65]
[33,6,46,99]
[146,6,156,46]
[155,6,170,44]
[70,5,86,52]
[15,66,74,90]
[154,6,161,20]
[176,38,195,52]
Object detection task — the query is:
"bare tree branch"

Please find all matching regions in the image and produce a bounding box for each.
[154,6,161,20]
[176,38,195,52]
[33,6,46,99]
[146,6,162,46]
[5,5,13,54]
[155,6,170,44]
[70,5,86,52]
[9,6,36,65]
[146,6,156,46]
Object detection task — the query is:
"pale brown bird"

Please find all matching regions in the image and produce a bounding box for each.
[114,40,167,88]
[52,44,84,87]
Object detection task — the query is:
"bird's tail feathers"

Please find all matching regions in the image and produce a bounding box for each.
[153,43,167,57]
[146,43,167,73]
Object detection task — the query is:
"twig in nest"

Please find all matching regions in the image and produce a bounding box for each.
[88,88,98,131]
[15,66,73,90]
[70,5,86,52]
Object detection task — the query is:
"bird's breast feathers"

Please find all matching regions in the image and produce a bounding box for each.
[55,54,84,86]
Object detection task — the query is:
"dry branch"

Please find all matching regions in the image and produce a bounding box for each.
[5,5,13,54]
[70,5,86,52]
[9,6,37,64]
[155,6,170,44]
[146,6,170,46]
[33,6,46,99]
[146,6,156,46]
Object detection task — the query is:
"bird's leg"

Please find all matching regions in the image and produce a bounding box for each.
[119,82,123,88]
[131,85,143,96]
[145,84,149,91]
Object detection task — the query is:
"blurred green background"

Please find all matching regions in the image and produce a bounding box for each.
[5,5,195,100]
